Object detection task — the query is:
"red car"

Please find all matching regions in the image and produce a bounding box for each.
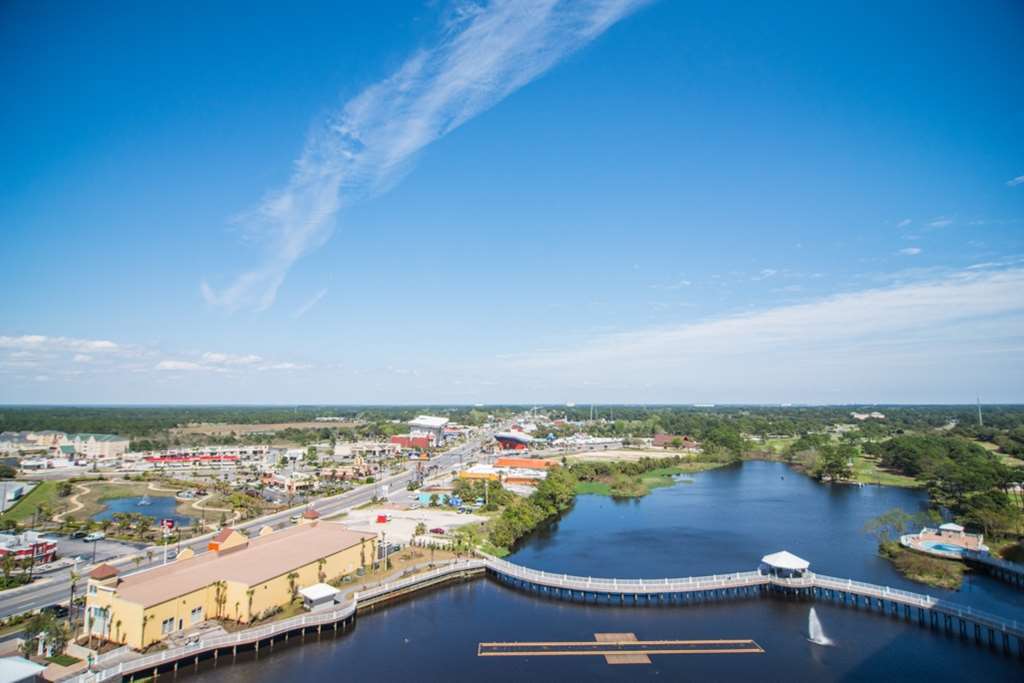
[429,527,445,535]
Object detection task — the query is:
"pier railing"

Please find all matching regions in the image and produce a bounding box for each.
[963,550,1024,576]
[483,554,766,592]
[74,556,1024,681]
[75,560,487,682]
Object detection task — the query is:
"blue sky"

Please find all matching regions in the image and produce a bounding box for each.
[2,0,1023,404]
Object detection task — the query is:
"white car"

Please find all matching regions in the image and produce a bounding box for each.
[83,532,105,542]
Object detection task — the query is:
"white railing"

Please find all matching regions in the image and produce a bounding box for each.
[75,561,486,682]
[481,554,766,593]
[74,555,1024,681]
[782,573,1023,635]
[964,550,1024,575]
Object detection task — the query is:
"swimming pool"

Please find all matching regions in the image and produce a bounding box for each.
[919,540,966,555]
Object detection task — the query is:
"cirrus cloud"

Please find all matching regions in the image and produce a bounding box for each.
[201,0,649,312]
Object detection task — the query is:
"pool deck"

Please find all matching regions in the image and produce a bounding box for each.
[901,528,987,559]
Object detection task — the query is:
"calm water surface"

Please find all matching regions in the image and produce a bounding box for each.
[91,495,193,527]
[180,461,1024,681]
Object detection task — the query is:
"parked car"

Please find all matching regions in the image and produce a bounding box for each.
[429,527,445,535]
[69,530,89,539]
[41,604,69,618]
[83,532,105,542]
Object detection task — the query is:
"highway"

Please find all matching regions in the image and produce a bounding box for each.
[0,434,489,620]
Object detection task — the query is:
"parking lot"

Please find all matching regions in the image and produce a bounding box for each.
[55,534,146,564]
[342,506,486,545]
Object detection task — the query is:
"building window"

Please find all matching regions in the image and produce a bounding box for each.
[190,606,203,624]
[161,617,174,634]
[88,585,97,595]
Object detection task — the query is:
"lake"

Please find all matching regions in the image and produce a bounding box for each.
[172,461,1024,681]
[91,495,194,528]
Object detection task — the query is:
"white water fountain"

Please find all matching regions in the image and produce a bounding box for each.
[807,607,833,646]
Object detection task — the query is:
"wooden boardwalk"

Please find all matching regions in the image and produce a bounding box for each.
[73,554,1024,680]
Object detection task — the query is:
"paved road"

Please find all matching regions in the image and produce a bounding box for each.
[0,435,489,620]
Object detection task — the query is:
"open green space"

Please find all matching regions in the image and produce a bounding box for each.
[850,455,920,488]
[3,481,59,523]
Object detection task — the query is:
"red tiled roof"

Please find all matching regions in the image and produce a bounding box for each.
[302,509,320,519]
[89,563,118,580]
[211,528,235,543]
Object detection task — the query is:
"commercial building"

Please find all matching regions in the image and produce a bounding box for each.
[66,433,131,459]
[390,435,433,450]
[0,531,58,565]
[143,454,240,470]
[408,415,449,444]
[84,522,377,650]
[494,432,532,450]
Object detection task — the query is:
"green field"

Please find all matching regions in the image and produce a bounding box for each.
[850,455,920,488]
[3,481,60,523]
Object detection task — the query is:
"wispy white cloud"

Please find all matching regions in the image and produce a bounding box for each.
[899,247,922,256]
[201,352,263,365]
[201,0,648,311]
[293,288,328,319]
[896,218,912,228]
[501,268,1024,400]
[650,278,691,290]
[258,362,312,371]
[72,354,93,363]
[155,360,205,372]
[1006,175,1024,187]
[752,268,778,281]
[0,335,120,353]
[927,216,953,228]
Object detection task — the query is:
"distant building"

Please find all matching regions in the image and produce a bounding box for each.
[494,457,553,470]
[408,415,449,444]
[494,432,532,450]
[143,454,240,470]
[391,435,433,450]
[850,411,886,421]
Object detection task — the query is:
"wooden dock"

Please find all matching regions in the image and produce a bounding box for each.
[477,633,764,664]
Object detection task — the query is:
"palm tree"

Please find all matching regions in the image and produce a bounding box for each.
[141,614,151,646]
[67,568,81,633]
[114,619,122,644]
[287,572,299,601]
[246,588,255,623]
[317,558,326,583]
[214,580,227,618]
[1,554,14,586]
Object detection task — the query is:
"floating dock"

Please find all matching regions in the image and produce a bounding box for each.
[478,633,764,665]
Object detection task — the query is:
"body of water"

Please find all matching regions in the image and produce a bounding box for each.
[91,495,193,527]
[170,461,1024,681]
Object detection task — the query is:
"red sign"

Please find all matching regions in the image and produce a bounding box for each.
[160,519,175,530]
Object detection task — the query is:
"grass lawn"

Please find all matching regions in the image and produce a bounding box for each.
[762,437,797,454]
[851,455,920,488]
[576,464,718,498]
[3,481,61,522]
[46,654,80,666]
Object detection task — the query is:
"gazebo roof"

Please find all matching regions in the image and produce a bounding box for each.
[761,550,810,571]
[939,522,964,532]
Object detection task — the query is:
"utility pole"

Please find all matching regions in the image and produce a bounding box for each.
[977,397,983,427]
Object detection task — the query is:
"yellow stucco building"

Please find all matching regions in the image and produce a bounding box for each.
[84,520,376,650]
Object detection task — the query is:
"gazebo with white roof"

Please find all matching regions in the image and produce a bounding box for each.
[760,550,810,577]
